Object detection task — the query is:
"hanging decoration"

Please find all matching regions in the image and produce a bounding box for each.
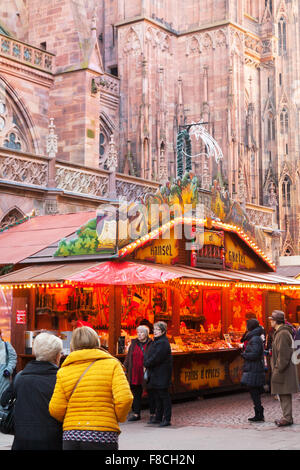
[176,129,192,178]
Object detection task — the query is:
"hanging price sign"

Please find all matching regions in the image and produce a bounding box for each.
[16,310,27,325]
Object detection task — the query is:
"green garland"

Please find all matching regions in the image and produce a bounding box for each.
[176,129,192,178]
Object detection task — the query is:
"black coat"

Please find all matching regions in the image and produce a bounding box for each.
[241,327,265,388]
[11,360,63,450]
[143,334,173,389]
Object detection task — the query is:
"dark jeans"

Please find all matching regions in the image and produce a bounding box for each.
[131,384,156,415]
[63,440,118,450]
[249,386,263,410]
[154,388,172,423]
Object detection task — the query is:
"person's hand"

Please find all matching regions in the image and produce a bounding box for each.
[3,369,10,378]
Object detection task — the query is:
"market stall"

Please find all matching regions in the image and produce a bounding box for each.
[1,217,300,396]
[1,174,300,396]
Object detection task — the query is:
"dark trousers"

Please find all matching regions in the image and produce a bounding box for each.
[63,440,118,450]
[249,386,263,410]
[154,388,172,423]
[131,384,156,415]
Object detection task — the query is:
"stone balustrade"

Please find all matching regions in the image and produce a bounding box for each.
[0,33,54,74]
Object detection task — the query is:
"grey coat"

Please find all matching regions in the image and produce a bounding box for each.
[271,324,299,395]
[0,340,17,411]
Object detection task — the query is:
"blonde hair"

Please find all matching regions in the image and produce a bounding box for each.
[33,332,63,362]
[70,326,100,351]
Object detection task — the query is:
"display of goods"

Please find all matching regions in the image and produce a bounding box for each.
[228,331,243,343]
[171,330,235,353]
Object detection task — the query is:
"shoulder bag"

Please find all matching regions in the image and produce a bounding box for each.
[0,398,15,434]
[69,358,108,400]
[137,342,151,384]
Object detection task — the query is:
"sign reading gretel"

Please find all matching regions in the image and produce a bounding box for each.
[228,250,246,265]
[224,233,257,270]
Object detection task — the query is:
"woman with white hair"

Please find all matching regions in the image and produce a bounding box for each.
[7,332,63,450]
[124,325,155,422]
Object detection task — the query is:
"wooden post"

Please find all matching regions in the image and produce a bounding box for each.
[11,289,28,370]
[171,287,180,336]
[222,286,230,335]
[108,285,122,355]
[28,288,36,331]
[108,286,116,355]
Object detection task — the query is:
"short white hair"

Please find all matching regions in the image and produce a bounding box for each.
[136,325,149,336]
[33,332,63,362]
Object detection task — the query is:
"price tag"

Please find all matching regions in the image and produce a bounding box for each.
[223,334,232,343]
[16,310,27,325]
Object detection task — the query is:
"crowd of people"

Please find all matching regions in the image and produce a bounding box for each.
[0,309,298,450]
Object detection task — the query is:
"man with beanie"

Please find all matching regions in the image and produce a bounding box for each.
[269,310,299,426]
[241,319,266,422]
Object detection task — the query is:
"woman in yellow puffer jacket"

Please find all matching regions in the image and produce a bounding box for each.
[49,327,133,450]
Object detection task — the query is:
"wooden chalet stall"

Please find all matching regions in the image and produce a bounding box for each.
[1,212,300,396]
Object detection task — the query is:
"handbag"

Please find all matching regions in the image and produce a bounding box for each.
[144,369,150,383]
[0,398,15,435]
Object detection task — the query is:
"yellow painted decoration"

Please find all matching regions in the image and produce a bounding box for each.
[224,233,257,270]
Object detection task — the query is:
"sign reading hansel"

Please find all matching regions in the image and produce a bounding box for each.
[16,310,27,325]
[134,236,179,265]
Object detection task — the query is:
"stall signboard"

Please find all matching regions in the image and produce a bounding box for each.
[134,237,179,265]
[16,310,26,325]
[173,349,244,393]
[180,359,226,390]
[224,233,257,270]
[174,351,244,393]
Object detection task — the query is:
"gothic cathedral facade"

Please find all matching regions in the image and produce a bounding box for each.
[0,0,299,257]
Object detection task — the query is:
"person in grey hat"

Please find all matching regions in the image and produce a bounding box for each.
[269,310,299,426]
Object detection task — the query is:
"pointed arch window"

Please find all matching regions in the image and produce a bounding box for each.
[280,107,289,134]
[0,207,24,230]
[278,16,287,56]
[265,0,273,14]
[282,175,291,207]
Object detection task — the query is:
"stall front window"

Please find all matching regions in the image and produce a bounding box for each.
[228,287,263,342]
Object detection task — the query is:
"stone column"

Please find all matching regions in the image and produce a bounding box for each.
[107,134,118,200]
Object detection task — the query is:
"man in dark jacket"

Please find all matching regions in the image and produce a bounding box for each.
[7,332,63,450]
[241,319,265,422]
[269,310,299,427]
[144,321,172,427]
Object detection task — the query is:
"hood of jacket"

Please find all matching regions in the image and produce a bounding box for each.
[245,326,264,341]
[61,348,114,368]
[21,360,59,376]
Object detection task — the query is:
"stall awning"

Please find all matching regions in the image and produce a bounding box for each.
[0,211,96,265]
[67,261,183,285]
[0,262,101,284]
[1,260,300,288]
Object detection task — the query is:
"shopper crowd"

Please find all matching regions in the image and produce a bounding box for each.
[0,309,299,450]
